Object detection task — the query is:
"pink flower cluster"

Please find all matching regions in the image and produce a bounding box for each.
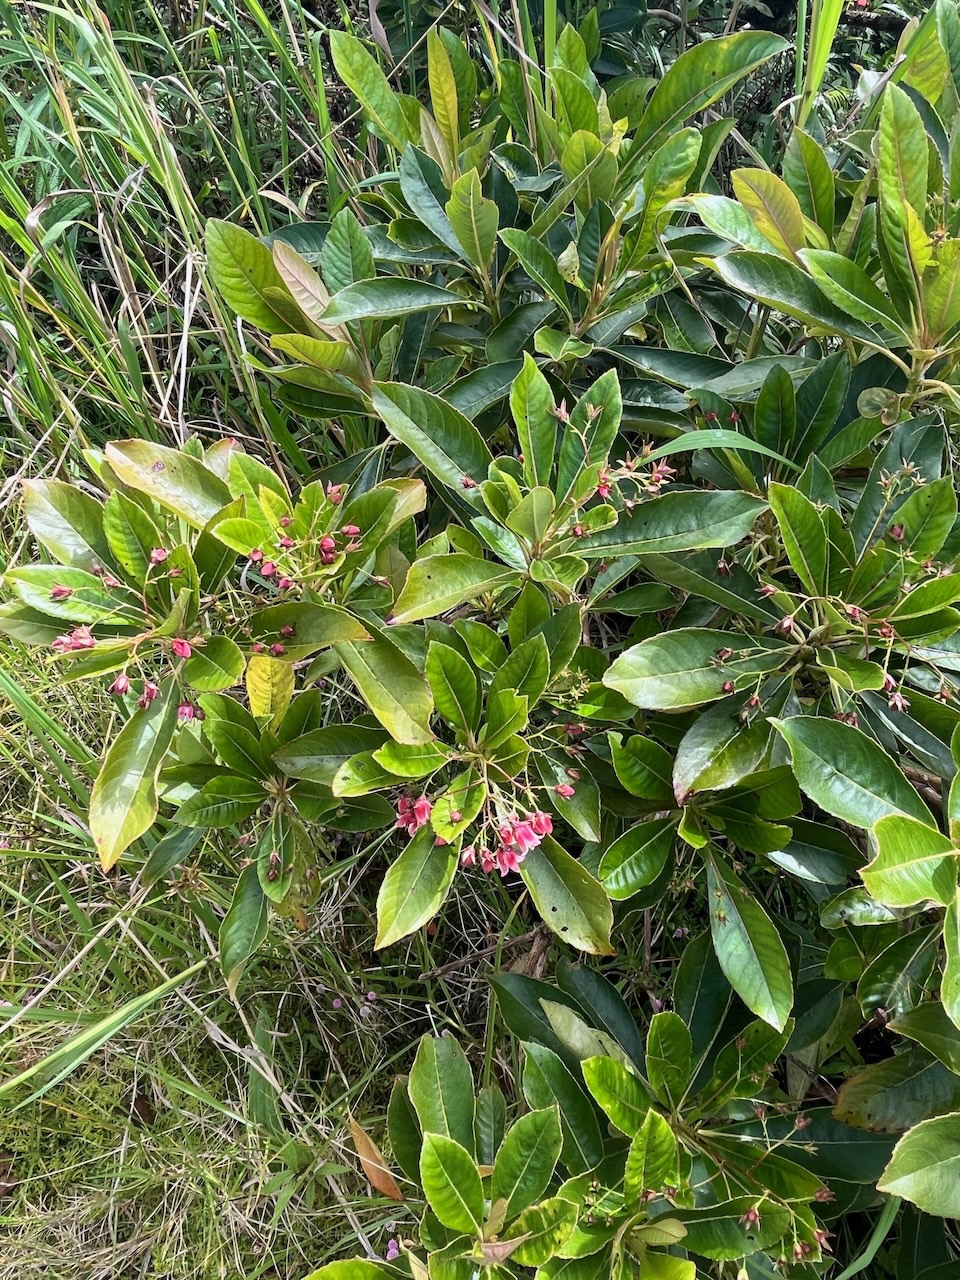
[52,625,95,653]
[396,794,432,837]
[462,812,553,877]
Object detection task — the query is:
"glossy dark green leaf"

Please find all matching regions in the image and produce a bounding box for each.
[409,1035,475,1153]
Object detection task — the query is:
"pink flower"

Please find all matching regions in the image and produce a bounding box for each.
[109,675,130,695]
[143,681,159,702]
[460,476,476,489]
[396,794,432,836]
[555,783,576,798]
[326,483,344,505]
[249,548,264,563]
[270,643,285,656]
[260,561,277,577]
[385,1240,400,1262]
[510,820,540,855]
[102,575,122,589]
[279,536,294,549]
[50,584,73,601]
[250,642,266,654]
[170,638,192,659]
[480,848,496,874]
[280,626,294,637]
[530,811,553,837]
[888,690,911,713]
[496,844,523,876]
[52,634,71,653]
[149,547,168,565]
[461,845,476,867]
[278,576,295,590]
[178,703,195,720]
[777,615,795,634]
[341,524,361,537]
[883,672,896,693]
[280,516,292,528]
[65,627,96,650]
[321,551,336,565]
[320,536,336,552]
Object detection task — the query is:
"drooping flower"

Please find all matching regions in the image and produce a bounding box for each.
[142,680,159,701]
[109,674,130,695]
[149,547,168,565]
[395,794,432,836]
[530,811,553,837]
[260,561,277,577]
[170,638,192,659]
[178,703,196,721]
[510,820,540,855]
[555,783,576,798]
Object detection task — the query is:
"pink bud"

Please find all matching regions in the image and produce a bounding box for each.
[278,576,295,590]
[248,548,264,563]
[251,642,266,654]
[50,584,73,600]
[326,483,343,504]
[555,783,576,798]
[461,475,476,489]
[341,524,361,537]
[270,643,286,656]
[279,515,292,528]
[260,561,277,577]
[149,547,168,565]
[178,703,195,721]
[320,551,336,565]
[320,536,336,552]
[143,681,159,702]
[109,675,130,695]
[280,625,294,637]
[170,638,192,659]
[278,536,294,549]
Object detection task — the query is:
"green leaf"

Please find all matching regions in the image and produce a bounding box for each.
[219,864,268,998]
[511,353,556,490]
[104,441,231,529]
[624,1109,677,1205]
[862,815,957,908]
[599,819,675,900]
[425,642,480,735]
[182,636,246,691]
[446,169,498,272]
[710,250,882,344]
[302,1263,391,1280]
[519,837,614,954]
[393,554,521,624]
[945,889,960,1030]
[409,1035,475,1151]
[328,31,413,150]
[420,1133,483,1235]
[175,775,265,827]
[768,481,827,596]
[500,228,571,314]
[475,1081,506,1167]
[372,740,449,779]
[879,1112,960,1217]
[783,128,835,236]
[89,682,178,870]
[609,734,673,802]
[890,1004,960,1074]
[835,1046,960,1133]
[731,168,805,264]
[801,248,909,337]
[335,636,434,745]
[489,633,550,704]
[510,1198,578,1266]
[606,629,789,711]
[581,1056,654,1136]
[522,1043,605,1173]
[773,716,934,828]
[22,479,111,573]
[630,33,788,157]
[372,381,493,500]
[321,207,375,293]
[878,83,928,319]
[579,491,767,557]
[646,1012,693,1109]
[375,827,458,947]
[5,565,138,624]
[427,28,459,156]
[206,220,299,334]
[556,370,622,501]
[673,695,775,801]
[892,476,958,561]
[321,278,460,324]
[250,602,370,655]
[536,752,601,842]
[491,1108,562,1220]
[707,851,793,1031]
[641,428,800,473]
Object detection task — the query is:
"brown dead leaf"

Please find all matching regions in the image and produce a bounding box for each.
[349,1115,404,1201]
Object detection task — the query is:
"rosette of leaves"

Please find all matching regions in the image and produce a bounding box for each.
[688,11,960,421]
[205,24,788,424]
[304,971,842,1280]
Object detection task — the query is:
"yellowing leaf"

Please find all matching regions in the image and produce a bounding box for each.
[349,1116,404,1201]
[731,168,806,265]
[246,654,294,727]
